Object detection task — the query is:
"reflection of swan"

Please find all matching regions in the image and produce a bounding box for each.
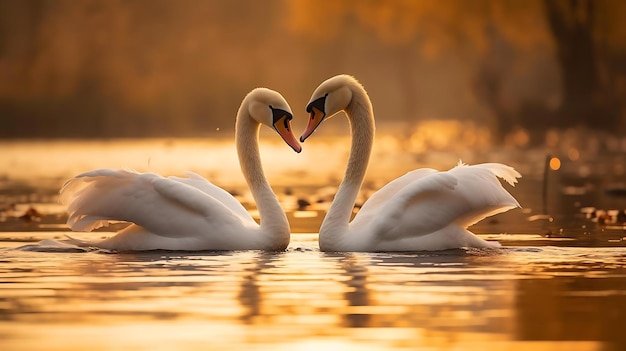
[238,251,276,324]
[340,255,370,327]
[300,75,521,252]
[60,88,301,251]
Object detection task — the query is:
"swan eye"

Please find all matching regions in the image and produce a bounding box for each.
[270,106,293,126]
[306,94,327,119]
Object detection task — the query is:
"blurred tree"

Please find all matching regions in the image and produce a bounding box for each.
[544,0,625,131]
[289,0,552,137]
[1,0,624,139]
[0,0,295,138]
[289,0,626,138]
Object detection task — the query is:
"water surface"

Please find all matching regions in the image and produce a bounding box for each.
[1,233,625,350]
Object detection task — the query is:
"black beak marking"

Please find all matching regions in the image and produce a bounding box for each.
[305,94,327,119]
[270,107,293,130]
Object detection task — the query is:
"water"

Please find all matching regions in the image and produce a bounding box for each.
[1,234,625,350]
[1,138,626,350]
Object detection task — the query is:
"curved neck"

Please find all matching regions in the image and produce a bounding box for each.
[236,109,290,246]
[320,83,375,240]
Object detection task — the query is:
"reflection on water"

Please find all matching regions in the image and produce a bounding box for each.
[1,234,625,350]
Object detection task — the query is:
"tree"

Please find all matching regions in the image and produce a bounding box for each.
[288,0,626,138]
[544,0,624,131]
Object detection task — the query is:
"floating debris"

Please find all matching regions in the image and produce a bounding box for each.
[296,198,311,211]
[580,207,626,225]
[527,214,553,222]
[19,206,43,222]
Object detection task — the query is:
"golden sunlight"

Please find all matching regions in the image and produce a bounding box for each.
[408,120,492,153]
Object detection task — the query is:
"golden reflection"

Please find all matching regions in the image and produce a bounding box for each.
[340,254,370,328]
[1,237,625,350]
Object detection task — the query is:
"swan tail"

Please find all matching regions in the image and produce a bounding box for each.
[60,169,142,231]
[450,163,522,227]
[457,161,521,187]
[59,169,240,237]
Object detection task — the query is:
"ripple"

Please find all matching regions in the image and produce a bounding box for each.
[1,233,626,350]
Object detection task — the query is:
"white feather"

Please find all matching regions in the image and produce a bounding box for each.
[308,75,521,251]
[57,89,296,251]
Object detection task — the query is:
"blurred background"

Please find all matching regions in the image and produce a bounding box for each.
[1,0,625,142]
[1,0,626,236]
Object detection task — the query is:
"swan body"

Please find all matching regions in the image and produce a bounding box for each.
[300,75,521,252]
[60,88,301,251]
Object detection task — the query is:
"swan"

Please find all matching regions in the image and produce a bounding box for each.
[300,74,521,252]
[59,88,301,251]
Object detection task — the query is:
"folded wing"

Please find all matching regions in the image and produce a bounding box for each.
[352,163,520,241]
[59,169,251,237]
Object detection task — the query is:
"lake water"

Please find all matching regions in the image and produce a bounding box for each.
[1,138,625,350]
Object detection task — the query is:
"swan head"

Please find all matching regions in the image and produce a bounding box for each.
[300,75,355,142]
[246,88,302,153]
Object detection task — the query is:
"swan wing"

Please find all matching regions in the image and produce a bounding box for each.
[361,172,459,237]
[355,168,438,217]
[60,169,249,237]
[351,168,438,229]
[169,171,252,221]
[356,163,520,241]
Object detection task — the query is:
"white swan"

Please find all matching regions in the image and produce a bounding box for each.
[59,88,301,251]
[300,75,521,252]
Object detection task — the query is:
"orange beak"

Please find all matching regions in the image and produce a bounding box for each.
[299,107,325,142]
[273,115,302,153]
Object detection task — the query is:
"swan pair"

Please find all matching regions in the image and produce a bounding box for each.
[60,75,520,252]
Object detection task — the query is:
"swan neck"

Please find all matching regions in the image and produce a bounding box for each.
[236,109,290,246]
[320,84,375,238]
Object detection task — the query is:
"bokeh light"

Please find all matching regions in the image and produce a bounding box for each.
[549,157,561,171]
